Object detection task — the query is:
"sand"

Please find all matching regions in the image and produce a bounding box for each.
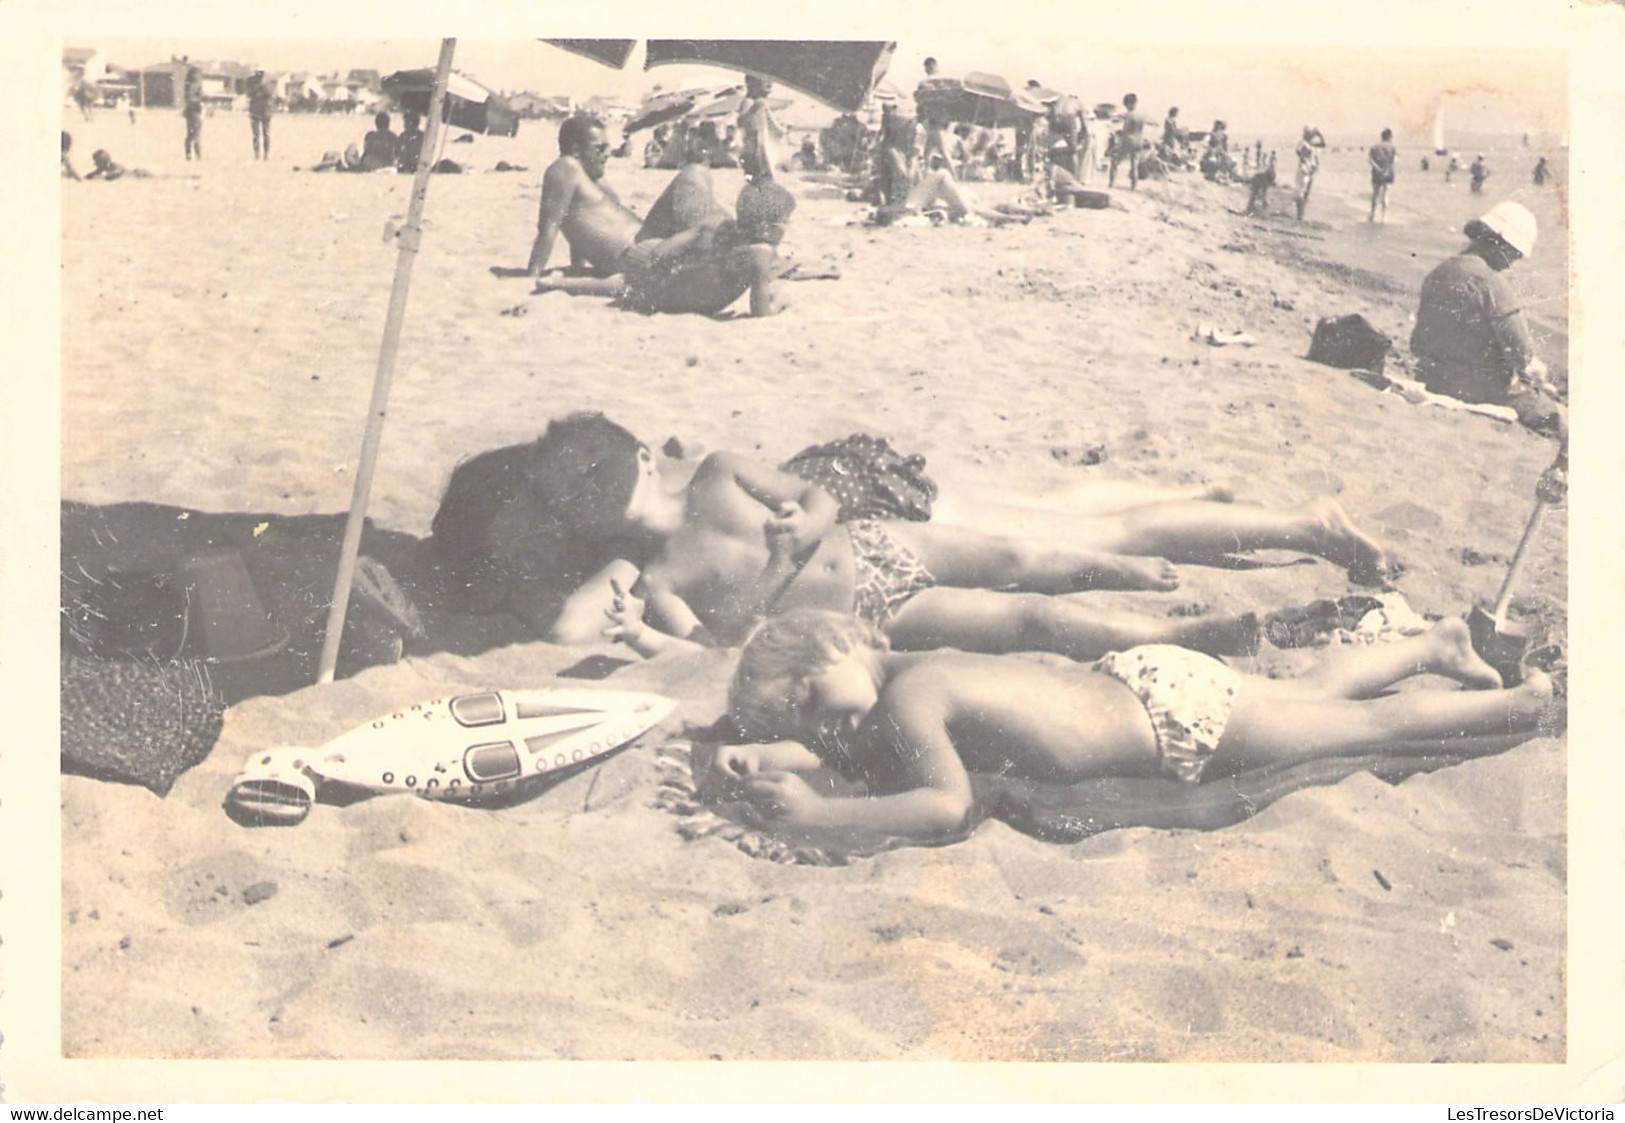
[57,109,1568,1063]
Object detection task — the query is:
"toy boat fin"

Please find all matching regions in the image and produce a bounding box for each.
[226,747,319,826]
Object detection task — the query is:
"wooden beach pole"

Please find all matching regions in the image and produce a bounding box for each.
[316,38,457,685]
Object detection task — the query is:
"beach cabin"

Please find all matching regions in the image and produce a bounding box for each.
[132,61,188,108]
[63,47,107,86]
[208,61,258,103]
[346,69,384,96]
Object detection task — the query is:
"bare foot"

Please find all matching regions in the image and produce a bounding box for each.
[1081,555,1180,592]
[1308,498,1394,585]
[1511,668,1562,733]
[1172,611,1260,657]
[1428,617,1505,689]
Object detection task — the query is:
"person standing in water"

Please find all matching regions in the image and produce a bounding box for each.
[1294,125,1325,220]
[1368,127,1397,222]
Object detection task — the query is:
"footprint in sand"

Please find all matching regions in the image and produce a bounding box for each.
[1375,501,1443,533]
[163,851,273,926]
[1290,468,1346,496]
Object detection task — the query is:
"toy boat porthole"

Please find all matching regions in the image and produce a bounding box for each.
[450,692,506,727]
[463,741,522,782]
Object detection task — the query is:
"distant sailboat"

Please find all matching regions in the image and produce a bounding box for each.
[1432,104,1448,155]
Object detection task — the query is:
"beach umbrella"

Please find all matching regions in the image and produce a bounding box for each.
[623,86,727,134]
[687,88,793,122]
[382,68,519,137]
[540,39,897,114]
[316,40,893,683]
[318,40,458,684]
[914,72,1045,129]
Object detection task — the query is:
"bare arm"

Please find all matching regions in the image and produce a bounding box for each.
[599,574,712,657]
[742,686,975,841]
[691,452,842,543]
[527,160,578,276]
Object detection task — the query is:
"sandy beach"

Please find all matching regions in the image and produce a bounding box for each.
[57,104,1570,1065]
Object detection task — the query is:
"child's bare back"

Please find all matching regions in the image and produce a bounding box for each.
[857,653,1162,789]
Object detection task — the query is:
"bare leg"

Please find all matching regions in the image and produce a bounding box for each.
[1212,670,1553,775]
[1063,496,1391,583]
[931,477,1233,524]
[743,244,779,318]
[977,750,1470,842]
[545,559,640,644]
[1253,617,1503,702]
[533,273,628,297]
[884,521,1180,593]
[884,587,1260,660]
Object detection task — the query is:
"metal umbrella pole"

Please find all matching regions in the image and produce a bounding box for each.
[316,38,457,685]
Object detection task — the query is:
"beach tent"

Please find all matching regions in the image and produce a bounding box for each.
[317,38,895,682]
[382,68,519,137]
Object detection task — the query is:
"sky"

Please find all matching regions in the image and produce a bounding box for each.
[80,36,1566,145]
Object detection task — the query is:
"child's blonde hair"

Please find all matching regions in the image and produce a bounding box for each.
[728,610,889,742]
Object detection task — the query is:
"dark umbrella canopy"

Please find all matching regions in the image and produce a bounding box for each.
[545,38,637,69]
[541,38,895,113]
[382,69,519,136]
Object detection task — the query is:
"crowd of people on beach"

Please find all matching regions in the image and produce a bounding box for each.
[62,55,1570,849]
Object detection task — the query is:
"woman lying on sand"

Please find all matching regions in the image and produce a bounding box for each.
[432,413,1393,659]
[720,609,1557,844]
[872,155,1054,227]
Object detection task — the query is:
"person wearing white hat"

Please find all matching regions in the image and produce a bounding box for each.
[1410,200,1564,437]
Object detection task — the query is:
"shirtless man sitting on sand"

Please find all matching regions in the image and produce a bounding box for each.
[503,115,783,317]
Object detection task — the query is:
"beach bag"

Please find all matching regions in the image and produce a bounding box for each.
[61,652,226,796]
[1307,314,1392,373]
[782,433,938,523]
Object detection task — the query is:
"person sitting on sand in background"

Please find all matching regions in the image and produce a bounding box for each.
[359,111,398,172]
[1294,125,1325,220]
[643,124,668,170]
[518,114,642,279]
[61,130,81,180]
[396,110,425,174]
[1469,153,1490,195]
[1199,120,1232,182]
[874,102,918,206]
[1157,106,1181,163]
[1368,127,1398,223]
[1410,201,1565,438]
[719,609,1555,843]
[437,413,1392,659]
[529,127,792,318]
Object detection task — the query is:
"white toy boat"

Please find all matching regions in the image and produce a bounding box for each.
[227,687,677,825]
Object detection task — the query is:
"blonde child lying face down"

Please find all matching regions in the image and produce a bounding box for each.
[721,610,1556,844]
